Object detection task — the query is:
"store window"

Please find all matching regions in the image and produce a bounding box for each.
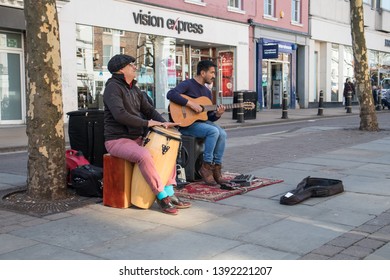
[370,50,390,86]
[292,0,301,23]
[0,32,23,122]
[264,0,275,17]
[219,51,234,98]
[343,46,354,102]
[75,24,233,109]
[261,48,291,109]
[330,44,339,102]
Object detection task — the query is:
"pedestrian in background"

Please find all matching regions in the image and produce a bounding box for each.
[343,77,355,108]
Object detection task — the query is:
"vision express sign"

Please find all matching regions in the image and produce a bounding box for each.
[133,9,204,34]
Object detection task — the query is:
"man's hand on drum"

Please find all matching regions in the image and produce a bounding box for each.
[148,120,180,128]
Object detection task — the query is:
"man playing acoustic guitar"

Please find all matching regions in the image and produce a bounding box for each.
[167,60,228,186]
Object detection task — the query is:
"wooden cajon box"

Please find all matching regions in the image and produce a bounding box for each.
[103,154,133,208]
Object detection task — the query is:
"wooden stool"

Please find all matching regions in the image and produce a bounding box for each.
[103,154,133,208]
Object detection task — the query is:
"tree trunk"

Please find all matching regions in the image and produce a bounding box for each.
[24,0,67,200]
[350,0,379,131]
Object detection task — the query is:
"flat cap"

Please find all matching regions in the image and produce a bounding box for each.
[107,54,135,74]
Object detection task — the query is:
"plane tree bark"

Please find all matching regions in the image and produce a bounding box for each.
[350,0,379,131]
[24,0,67,200]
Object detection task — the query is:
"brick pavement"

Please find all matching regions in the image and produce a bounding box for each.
[301,209,390,259]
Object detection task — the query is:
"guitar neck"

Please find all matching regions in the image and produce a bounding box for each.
[202,103,243,112]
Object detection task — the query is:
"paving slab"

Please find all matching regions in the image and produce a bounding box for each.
[84,225,242,260]
[239,217,351,255]
[185,208,286,240]
[210,243,299,260]
[89,200,244,230]
[0,234,38,255]
[0,173,26,189]
[219,194,334,220]
[340,175,390,195]
[313,192,390,216]
[365,243,390,259]
[11,212,159,251]
[0,243,102,260]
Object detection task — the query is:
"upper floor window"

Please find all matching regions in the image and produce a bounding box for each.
[184,0,205,5]
[292,0,301,23]
[228,0,242,9]
[264,0,275,17]
[381,0,390,11]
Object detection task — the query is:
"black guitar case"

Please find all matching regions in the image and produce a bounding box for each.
[280,176,344,205]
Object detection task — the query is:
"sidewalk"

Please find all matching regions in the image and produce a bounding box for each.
[0,106,360,152]
[0,106,390,261]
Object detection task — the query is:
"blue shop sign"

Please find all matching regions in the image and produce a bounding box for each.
[263,44,279,59]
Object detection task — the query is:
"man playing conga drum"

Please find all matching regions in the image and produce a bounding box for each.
[103,54,191,215]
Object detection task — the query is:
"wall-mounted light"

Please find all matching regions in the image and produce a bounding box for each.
[280,11,284,18]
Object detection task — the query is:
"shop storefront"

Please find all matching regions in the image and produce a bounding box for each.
[308,3,390,107]
[253,26,309,110]
[59,0,249,113]
[257,39,297,109]
[0,4,25,125]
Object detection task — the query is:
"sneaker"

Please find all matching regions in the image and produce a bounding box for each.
[156,197,178,215]
[170,195,191,209]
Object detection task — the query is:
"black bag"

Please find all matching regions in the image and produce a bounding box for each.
[280,176,344,205]
[70,164,103,197]
[67,109,106,167]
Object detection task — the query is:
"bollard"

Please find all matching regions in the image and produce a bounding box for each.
[376,90,382,111]
[317,90,324,116]
[346,90,352,113]
[236,91,245,123]
[281,91,288,119]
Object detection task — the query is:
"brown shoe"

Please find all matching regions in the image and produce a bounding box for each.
[213,164,229,184]
[156,197,178,215]
[199,162,218,185]
[170,195,192,209]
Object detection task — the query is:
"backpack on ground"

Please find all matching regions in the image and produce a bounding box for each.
[66,149,90,170]
[65,149,91,185]
[70,164,103,198]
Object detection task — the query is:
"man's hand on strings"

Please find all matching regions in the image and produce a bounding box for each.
[215,104,226,117]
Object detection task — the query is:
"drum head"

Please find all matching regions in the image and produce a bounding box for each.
[152,126,181,140]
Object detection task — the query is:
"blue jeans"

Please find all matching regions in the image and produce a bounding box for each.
[179,121,227,164]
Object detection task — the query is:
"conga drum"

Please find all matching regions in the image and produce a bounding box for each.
[131,126,181,209]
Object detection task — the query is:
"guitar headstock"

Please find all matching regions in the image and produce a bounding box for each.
[243,102,256,110]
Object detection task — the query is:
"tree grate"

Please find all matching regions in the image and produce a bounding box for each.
[0,187,102,217]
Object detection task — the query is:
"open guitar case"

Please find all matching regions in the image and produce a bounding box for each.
[280,176,344,205]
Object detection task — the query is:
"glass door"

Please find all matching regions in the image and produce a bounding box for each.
[0,51,23,122]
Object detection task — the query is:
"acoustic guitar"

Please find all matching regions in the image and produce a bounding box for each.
[169,94,256,127]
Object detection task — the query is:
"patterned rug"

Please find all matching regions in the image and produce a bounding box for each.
[174,172,284,202]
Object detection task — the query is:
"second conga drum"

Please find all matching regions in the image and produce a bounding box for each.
[131,126,181,209]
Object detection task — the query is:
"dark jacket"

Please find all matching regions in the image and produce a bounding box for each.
[166,78,219,122]
[343,82,355,98]
[103,74,165,141]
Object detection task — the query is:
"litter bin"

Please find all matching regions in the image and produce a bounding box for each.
[232,90,257,120]
[67,109,106,167]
